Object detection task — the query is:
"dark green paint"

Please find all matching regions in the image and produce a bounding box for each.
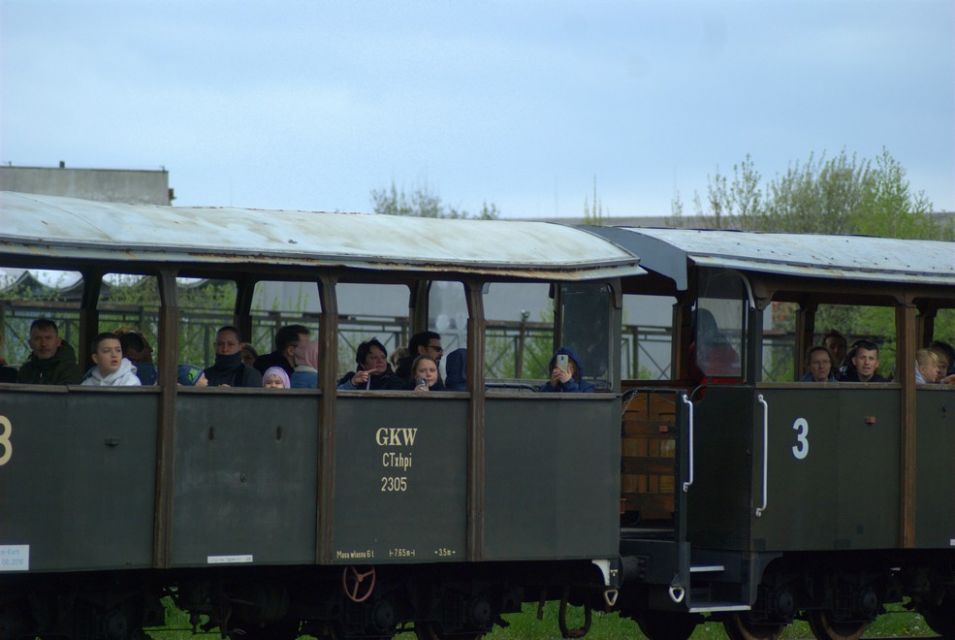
[916,389,955,548]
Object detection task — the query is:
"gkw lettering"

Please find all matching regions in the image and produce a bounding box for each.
[376,427,416,492]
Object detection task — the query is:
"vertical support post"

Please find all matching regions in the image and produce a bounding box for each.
[671,298,691,381]
[794,302,817,381]
[897,302,917,548]
[464,280,486,561]
[410,281,430,335]
[233,275,256,345]
[746,302,765,384]
[79,270,103,367]
[317,275,339,564]
[153,269,179,568]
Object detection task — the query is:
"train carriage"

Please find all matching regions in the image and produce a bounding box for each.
[589,226,955,640]
[0,191,641,640]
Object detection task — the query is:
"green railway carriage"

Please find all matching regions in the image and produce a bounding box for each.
[0,191,640,640]
[3,191,955,640]
[589,226,955,640]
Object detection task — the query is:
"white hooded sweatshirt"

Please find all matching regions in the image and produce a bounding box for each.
[81,358,142,387]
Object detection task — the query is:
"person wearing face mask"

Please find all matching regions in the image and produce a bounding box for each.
[337,338,396,390]
[203,326,262,388]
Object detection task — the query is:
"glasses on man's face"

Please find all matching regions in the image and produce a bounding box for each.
[427,344,443,353]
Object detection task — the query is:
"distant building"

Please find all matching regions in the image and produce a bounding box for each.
[0,162,172,205]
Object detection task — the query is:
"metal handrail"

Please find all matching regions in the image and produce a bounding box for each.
[755,393,769,518]
[682,393,694,493]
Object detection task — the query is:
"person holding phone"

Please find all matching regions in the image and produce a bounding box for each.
[337,338,396,390]
[539,347,594,393]
[410,355,445,392]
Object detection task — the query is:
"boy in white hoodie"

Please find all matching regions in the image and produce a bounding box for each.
[82,333,141,387]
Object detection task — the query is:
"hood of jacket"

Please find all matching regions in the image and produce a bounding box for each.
[84,358,141,386]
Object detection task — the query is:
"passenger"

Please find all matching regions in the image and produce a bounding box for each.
[203,326,263,388]
[444,348,468,391]
[687,308,740,384]
[800,346,835,382]
[240,342,259,369]
[410,355,445,392]
[263,366,291,389]
[390,346,409,372]
[395,331,443,380]
[930,341,955,378]
[837,340,888,382]
[16,318,84,385]
[539,347,595,393]
[823,330,848,374]
[254,324,309,377]
[118,331,157,385]
[0,334,17,383]
[915,349,941,384]
[337,338,396,390]
[81,332,141,386]
[290,339,319,388]
[177,364,208,387]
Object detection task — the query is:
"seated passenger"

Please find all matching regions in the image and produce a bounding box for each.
[915,349,941,384]
[930,341,955,382]
[800,346,835,382]
[539,347,595,393]
[337,338,396,390]
[444,348,468,391]
[119,331,157,385]
[204,326,263,387]
[687,309,741,385]
[82,332,142,386]
[240,342,258,368]
[395,331,443,379]
[411,355,445,392]
[263,366,291,389]
[17,318,84,385]
[177,364,208,387]
[291,339,319,389]
[254,324,309,377]
[837,340,888,382]
[823,329,849,376]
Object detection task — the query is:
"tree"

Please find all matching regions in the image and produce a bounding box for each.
[672,148,951,240]
[370,182,499,219]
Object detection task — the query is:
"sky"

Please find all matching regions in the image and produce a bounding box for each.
[1,0,953,218]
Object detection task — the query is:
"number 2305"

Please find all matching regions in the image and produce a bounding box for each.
[381,476,408,492]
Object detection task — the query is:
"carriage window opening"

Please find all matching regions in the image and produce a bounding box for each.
[559,283,613,390]
[931,308,955,380]
[0,267,83,384]
[761,302,794,383]
[249,281,322,388]
[428,281,468,386]
[693,272,746,381]
[174,278,237,369]
[622,294,676,381]
[335,283,409,388]
[811,304,896,380]
[98,273,162,386]
[482,282,553,386]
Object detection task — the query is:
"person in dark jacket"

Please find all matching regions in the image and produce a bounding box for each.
[538,347,595,393]
[837,340,888,383]
[409,355,446,392]
[16,318,83,385]
[394,331,443,380]
[204,326,262,387]
[444,348,468,391]
[254,324,309,377]
[119,331,157,385]
[337,338,397,390]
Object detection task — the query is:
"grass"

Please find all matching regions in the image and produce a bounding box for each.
[147,599,938,639]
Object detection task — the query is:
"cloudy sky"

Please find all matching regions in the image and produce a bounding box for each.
[2,0,953,217]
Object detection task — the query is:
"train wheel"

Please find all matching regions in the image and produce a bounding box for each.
[919,597,955,639]
[634,611,699,640]
[723,613,783,640]
[806,610,869,640]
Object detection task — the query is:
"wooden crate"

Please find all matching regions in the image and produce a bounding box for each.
[621,392,677,522]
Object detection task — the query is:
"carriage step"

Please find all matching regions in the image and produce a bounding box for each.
[688,602,750,613]
[689,564,725,573]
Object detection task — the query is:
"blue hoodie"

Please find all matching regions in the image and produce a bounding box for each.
[538,347,595,393]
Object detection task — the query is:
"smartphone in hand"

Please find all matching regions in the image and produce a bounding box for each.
[556,354,569,372]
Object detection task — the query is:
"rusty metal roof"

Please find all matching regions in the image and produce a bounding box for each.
[0,192,644,281]
[585,226,955,289]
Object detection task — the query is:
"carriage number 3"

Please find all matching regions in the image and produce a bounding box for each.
[0,416,11,466]
[791,417,809,460]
